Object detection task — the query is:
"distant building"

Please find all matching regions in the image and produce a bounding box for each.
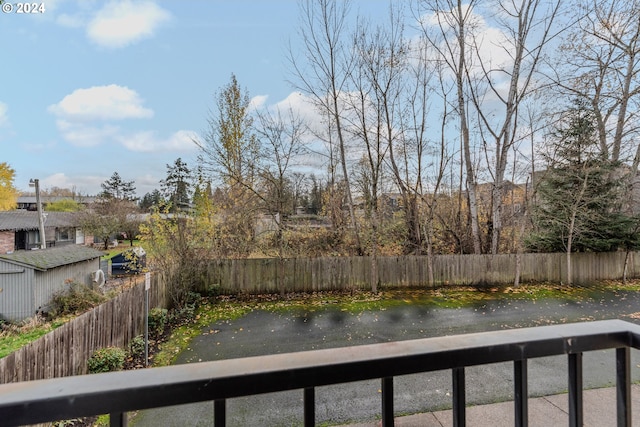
[0,211,91,253]
[16,195,96,211]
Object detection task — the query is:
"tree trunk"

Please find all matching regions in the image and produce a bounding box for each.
[455,0,481,254]
[623,250,630,284]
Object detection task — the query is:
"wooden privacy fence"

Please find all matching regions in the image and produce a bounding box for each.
[0,273,170,384]
[203,252,640,293]
[1,251,638,385]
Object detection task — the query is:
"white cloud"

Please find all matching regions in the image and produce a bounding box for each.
[49,85,199,152]
[273,92,319,124]
[41,173,105,195]
[49,84,153,121]
[135,173,160,188]
[55,120,120,147]
[419,6,513,77]
[249,95,269,111]
[57,13,86,29]
[0,102,8,127]
[117,130,199,152]
[87,1,171,49]
[41,172,76,190]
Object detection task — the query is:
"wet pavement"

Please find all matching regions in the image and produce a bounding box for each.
[132,288,640,426]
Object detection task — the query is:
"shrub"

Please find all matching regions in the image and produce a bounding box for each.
[203,284,221,298]
[87,347,126,374]
[169,304,196,324]
[184,291,202,307]
[128,335,145,359]
[49,281,108,318]
[148,308,168,337]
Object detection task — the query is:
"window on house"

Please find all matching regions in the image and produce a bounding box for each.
[56,228,74,242]
[26,230,40,249]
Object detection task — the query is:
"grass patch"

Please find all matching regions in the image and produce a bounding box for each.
[0,317,68,359]
[153,302,252,366]
[100,240,147,260]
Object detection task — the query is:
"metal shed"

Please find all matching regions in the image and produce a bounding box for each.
[0,246,104,322]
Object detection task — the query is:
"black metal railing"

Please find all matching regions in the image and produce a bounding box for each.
[0,319,639,427]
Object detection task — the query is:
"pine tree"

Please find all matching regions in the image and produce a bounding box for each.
[527,100,640,282]
[139,189,165,211]
[100,172,136,201]
[161,158,192,212]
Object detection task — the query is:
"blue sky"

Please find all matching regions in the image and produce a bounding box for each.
[1,1,388,197]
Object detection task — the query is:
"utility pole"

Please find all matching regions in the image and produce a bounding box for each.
[29,178,46,249]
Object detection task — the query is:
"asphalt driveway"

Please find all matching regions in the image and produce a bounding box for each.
[132,288,640,426]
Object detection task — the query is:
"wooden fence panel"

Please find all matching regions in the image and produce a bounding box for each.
[2,252,640,385]
[0,273,168,384]
[210,252,640,293]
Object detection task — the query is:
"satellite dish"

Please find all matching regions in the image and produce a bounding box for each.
[93,269,106,287]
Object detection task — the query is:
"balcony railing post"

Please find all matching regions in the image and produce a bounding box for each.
[214,399,226,427]
[109,412,127,427]
[568,353,583,427]
[514,359,528,427]
[452,367,466,427]
[616,347,631,427]
[381,377,394,426]
[304,387,315,426]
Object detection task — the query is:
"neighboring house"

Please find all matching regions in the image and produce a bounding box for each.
[0,211,92,254]
[0,245,104,321]
[16,195,96,211]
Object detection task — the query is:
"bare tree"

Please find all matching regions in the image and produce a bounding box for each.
[346,10,406,290]
[548,0,640,200]
[416,0,483,254]
[417,0,561,254]
[288,0,363,254]
[416,59,454,284]
[471,0,561,254]
[255,107,307,219]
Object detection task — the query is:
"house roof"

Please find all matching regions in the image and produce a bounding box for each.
[0,245,103,271]
[17,196,97,205]
[0,211,79,231]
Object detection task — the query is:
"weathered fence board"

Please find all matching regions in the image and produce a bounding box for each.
[2,252,639,386]
[201,252,640,294]
[0,273,170,384]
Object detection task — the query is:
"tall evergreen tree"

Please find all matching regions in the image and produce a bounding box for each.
[100,172,136,201]
[139,189,165,211]
[161,158,192,212]
[527,100,640,282]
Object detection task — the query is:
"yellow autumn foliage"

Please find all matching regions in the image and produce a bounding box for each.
[0,162,18,211]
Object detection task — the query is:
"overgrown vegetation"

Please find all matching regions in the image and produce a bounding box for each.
[0,280,120,359]
[138,209,217,309]
[87,347,126,374]
[48,281,111,318]
[147,308,168,338]
[128,335,145,360]
[0,316,66,359]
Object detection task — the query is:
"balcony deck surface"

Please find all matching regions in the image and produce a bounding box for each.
[338,385,640,427]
